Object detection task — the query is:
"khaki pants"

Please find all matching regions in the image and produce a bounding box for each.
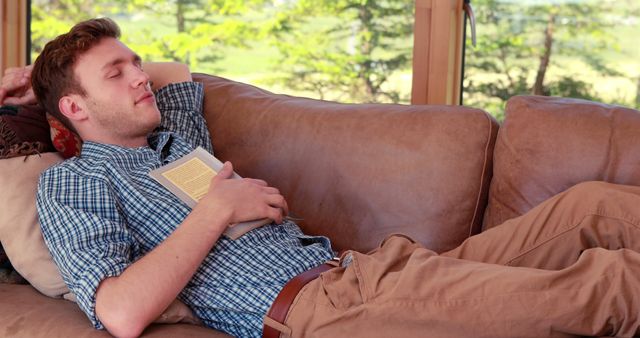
[275,182,640,337]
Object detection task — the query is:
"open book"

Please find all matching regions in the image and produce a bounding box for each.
[149,147,271,239]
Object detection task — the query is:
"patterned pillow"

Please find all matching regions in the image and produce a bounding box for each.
[0,105,55,159]
[46,113,82,159]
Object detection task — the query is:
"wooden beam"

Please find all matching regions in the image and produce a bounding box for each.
[411,0,465,105]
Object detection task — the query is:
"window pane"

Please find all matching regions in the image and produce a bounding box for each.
[30,0,414,104]
[463,0,640,120]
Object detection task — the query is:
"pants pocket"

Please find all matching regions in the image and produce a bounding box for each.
[319,252,366,309]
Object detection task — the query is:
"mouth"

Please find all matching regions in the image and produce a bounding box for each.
[135,92,155,105]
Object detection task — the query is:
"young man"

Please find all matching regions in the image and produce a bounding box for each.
[27,18,327,338]
[4,18,640,338]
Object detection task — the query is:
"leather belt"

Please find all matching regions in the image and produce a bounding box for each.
[263,260,338,338]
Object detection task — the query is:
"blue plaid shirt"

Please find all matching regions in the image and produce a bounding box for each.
[36,82,334,337]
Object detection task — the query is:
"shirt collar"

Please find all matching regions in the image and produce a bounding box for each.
[79,131,174,160]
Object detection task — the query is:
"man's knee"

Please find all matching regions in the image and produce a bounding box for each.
[565,181,631,204]
[561,181,640,218]
[566,181,612,196]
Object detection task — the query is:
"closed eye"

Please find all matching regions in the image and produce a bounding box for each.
[108,71,121,79]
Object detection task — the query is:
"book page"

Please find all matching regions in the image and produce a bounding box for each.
[149,147,272,239]
[160,157,217,202]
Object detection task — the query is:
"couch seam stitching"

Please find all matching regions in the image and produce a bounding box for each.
[468,111,495,238]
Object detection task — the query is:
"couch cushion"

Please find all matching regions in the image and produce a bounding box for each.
[0,284,228,337]
[194,74,499,253]
[483,95,640,230]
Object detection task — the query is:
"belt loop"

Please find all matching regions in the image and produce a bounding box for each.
[263,315,292,337]
[326,256,340,267]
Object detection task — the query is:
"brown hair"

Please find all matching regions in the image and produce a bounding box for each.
[31,18,121,133]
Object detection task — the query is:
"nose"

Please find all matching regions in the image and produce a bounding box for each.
[131,66,150,89]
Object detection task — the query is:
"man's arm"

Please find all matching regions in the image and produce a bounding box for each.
[152,67,214,154]
[94,162,288,338]
[142,62,192,91]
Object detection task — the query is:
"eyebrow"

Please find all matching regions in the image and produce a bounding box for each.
[101,54,142,71]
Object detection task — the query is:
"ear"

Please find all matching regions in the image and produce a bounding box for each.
[58,95,88,123]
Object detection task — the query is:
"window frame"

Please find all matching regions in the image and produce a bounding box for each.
[0,0,29,74]
[3,0,464,106]
[411,0,465,105]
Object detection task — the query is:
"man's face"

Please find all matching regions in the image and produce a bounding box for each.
[72,37,160,143]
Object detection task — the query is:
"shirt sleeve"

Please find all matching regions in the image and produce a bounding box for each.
[154,82,214,154]
[36,165,139,329]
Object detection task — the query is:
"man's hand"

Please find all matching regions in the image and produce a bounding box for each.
[0,65,37,105]
[195,162,289,229]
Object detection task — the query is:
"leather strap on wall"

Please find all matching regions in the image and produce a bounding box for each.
[1,0,28,76]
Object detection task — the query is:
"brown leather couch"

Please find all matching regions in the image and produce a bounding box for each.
[1,73,639,337]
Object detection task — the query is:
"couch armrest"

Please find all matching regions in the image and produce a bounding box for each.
[193,73,498,253]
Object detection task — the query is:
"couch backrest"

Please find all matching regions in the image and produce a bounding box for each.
[194,74,499,253]
[483,95,640,230]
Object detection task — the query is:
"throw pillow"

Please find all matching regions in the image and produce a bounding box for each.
[0,243,8,268]
[0,153,200,324]
[0,153,68,297]
[0,104,55,159]
[46,113,82,159]
[0,267,26,284]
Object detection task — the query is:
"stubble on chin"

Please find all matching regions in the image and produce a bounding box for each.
[90,100,161,139]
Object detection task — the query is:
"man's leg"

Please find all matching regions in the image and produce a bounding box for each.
[443,181,640,269]
[282,236,640,338]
